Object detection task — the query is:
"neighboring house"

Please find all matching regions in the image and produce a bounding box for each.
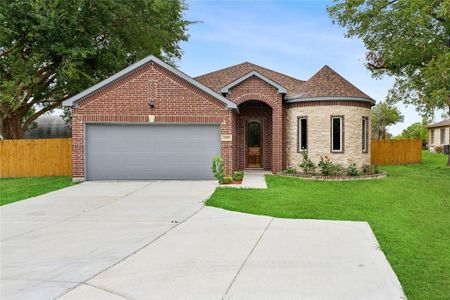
[427,118,450,152]
[63,55,375,181]
[24,115,71,139]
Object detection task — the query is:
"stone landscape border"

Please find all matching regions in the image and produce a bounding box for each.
[277,172,387,181]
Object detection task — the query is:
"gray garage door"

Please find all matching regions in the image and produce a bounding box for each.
[86,124,220,180]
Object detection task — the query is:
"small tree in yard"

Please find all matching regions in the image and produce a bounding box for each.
[0,0,193,139]
[328,0,450,165]
[371,102,404,140]
[212,156,225,183]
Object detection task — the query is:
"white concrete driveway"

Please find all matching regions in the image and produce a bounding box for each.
[1,181,404,300]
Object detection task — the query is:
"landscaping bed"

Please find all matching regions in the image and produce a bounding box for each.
[278,171,386,180]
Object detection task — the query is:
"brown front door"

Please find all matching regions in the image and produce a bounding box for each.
[246,121,262,168]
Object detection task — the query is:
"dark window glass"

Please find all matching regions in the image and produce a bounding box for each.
[441,128,445,144]
[248,122,260,147]
[362,118,368,152]
[300,118,307,150]
[332,117,341,151]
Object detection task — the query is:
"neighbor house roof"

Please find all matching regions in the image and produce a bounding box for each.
[62,55,237,110]
[195,62,305,97]
[196,63,375,104]
[427,118,450,128]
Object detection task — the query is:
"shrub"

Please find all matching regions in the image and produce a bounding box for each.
[221,176,233,184]
[346,160,359,176]
[362,163,380,175]
[435,146,443,153]
[318,156,342,176]
[285,167,296,174]
[298,150,316,174]
[211,156,225,183]
[232,171,244,181]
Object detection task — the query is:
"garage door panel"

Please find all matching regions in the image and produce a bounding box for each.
[86,124,220,180]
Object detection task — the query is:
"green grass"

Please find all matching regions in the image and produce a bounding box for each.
[207,151,450,300]
[0,176,74,206]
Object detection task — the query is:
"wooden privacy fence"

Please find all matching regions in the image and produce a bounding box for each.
[371,139,422,165]
[0,138,72,178]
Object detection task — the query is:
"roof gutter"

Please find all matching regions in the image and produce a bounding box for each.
[285,96,376,105]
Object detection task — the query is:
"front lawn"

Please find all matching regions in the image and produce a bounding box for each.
[0,176,74,206]
[207,151,450,300]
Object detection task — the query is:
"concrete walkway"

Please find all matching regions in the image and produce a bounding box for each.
[1,181,405,300]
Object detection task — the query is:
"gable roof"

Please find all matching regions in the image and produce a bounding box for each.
[285,65,375,104]
[195,62,305,97]
[220,70,287,94]
[427,118,450,128]
[62,55,237,109]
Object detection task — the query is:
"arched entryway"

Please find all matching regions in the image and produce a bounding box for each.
[236,100,273,170]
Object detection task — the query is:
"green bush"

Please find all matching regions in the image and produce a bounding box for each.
[362,163,380,175]
[221,176,233,184]
[232,171,244,181]
[318,156,342,176]
[211,156,225,183]
[285,167,296,174]
[346,161,359,176]
[298,150,316,174]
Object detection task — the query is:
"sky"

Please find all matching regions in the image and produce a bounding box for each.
[177,0,446,135]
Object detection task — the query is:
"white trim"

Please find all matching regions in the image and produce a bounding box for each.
[298,117,307,151]
[62,55,237,109]
[362,117,368,152]
[220,70,287,94]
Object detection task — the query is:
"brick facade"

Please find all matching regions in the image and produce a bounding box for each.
[71,62,234,180]
[224,76,284,173]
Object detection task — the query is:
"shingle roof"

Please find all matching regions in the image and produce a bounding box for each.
[194,62,305,97]
[286,65,373,101]
[427,118,450,128]
[195,63,374,102]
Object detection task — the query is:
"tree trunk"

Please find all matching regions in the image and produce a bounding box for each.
[1,115,25,139]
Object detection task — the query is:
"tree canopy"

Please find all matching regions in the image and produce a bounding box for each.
[371,102,404,139]
[398,120,429,142]
[328,0,450,116]
[0,0,193,139]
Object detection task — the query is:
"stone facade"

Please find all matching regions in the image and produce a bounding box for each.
[286,103,371,169]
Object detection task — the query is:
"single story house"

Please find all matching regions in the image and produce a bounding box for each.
[427,118,450,153]
[63,55,375,181]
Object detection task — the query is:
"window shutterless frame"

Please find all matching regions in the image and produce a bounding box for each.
[330,115,344,153]
[297,116,308,152]
[362,116,369,153]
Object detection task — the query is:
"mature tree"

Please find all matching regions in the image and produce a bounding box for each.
[0,0,193,139]
[398,120,429,143]
[328,0,449,164]
[371,102,404,139]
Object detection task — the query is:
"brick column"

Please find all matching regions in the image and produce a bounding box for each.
[272,105,283,173]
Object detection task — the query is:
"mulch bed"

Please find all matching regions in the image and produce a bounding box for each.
[277,172,387,181]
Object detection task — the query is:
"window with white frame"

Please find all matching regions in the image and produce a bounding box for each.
[298,116,308,151]
[331,116,344,152]
[440,128,445,145]
[362,117,369,153]
[431,129,435,144]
